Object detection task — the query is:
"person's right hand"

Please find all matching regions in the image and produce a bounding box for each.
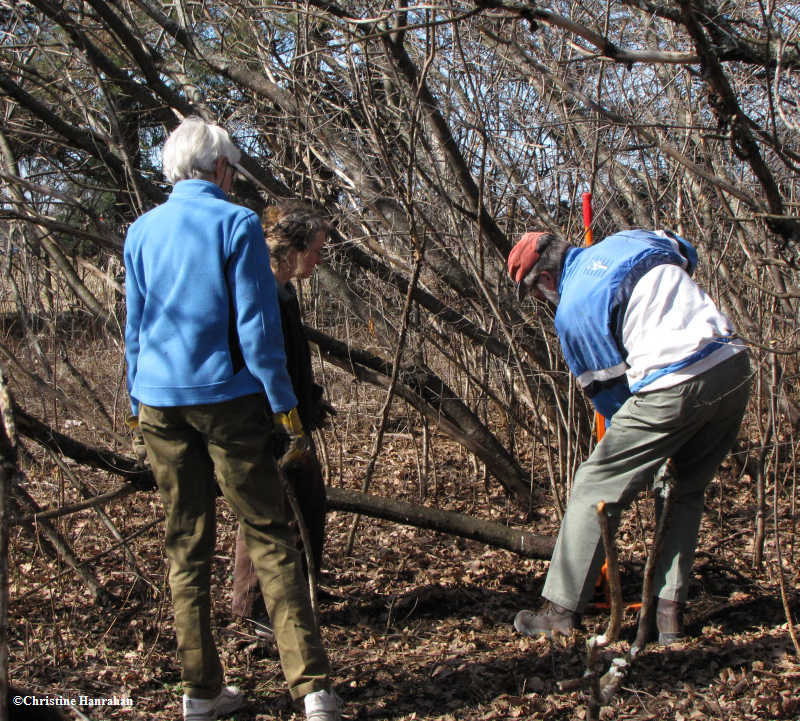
[125,415,148,463]
[273,407,311,470]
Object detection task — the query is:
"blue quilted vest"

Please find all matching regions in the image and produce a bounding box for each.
[554,229,697,418]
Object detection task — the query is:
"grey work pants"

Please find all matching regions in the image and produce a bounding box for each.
[542,350,752,612]
[139,394,331,700]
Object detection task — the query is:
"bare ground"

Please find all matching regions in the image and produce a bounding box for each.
[6,344,800,721]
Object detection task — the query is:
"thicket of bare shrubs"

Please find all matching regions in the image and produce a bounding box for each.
[0,1,798,716]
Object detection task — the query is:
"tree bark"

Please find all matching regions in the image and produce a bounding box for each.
[327,486,554,559]
[13,406,154,489]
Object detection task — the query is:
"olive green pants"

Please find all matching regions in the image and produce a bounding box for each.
[231,447,327,619]
[139,394,331,700]
[543,350,752,612]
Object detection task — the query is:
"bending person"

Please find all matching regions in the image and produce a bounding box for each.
[232,200,332,630]
[124,117,341,721]
[507,228,751,643]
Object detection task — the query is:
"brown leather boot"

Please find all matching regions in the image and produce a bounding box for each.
[514,602,581,639]
[655,598,685,644]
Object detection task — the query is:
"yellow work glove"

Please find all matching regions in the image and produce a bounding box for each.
[273,407,311,470]
[125,415,148,463]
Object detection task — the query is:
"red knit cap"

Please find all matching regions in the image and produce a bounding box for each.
[507,232,547,284]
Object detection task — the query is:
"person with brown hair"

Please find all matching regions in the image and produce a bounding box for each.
[230,199,334,690]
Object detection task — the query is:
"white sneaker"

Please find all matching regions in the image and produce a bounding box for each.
[183,686,244,720]
[304,688,342,720]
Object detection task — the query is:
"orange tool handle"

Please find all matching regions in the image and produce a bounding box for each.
[582,192,606,440]
[582,192,594,247]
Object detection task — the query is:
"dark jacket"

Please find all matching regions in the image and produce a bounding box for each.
[277,283,325,431]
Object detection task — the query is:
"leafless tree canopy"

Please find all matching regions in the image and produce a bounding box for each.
[1,0,798,517]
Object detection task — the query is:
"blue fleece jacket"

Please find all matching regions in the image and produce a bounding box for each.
[124,180,297,416]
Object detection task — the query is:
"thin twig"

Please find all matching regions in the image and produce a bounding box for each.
[41,443,135,576]
[770,377,800,658]
[18,483,137,524]
[344,236,426,555]
[596,477,676,706]
[597,501,623,643]
[10,517,162,604]
[282,469,319,624]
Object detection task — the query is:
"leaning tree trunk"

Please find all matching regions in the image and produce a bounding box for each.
[0,364,16,721]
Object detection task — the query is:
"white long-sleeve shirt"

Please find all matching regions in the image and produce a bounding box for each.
[622,264,745,393]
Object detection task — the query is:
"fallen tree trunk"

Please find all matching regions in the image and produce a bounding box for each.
[326,486,554,559]
[14,407,555,559]
[14,406,154,488]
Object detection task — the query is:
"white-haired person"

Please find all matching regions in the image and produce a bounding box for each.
[124,116,342,721]
[507,228,751,643]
